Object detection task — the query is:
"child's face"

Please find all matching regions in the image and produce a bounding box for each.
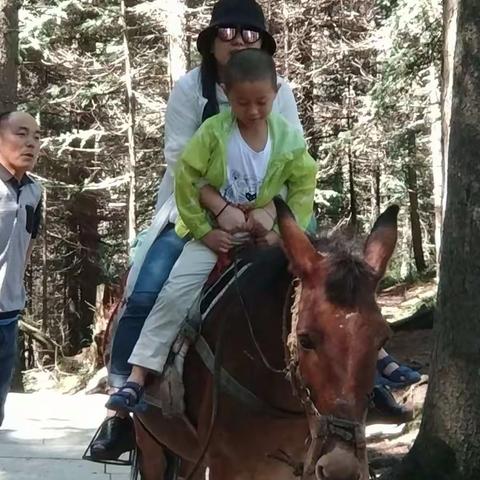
[226,79,277,128]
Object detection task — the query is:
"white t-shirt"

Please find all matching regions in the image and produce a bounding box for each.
[221,123,272,205]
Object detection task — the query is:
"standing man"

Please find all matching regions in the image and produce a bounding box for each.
[0,111,42,427]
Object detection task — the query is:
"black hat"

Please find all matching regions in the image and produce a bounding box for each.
[197,0,276,56]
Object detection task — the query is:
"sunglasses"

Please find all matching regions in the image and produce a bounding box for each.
[216,26,261,44]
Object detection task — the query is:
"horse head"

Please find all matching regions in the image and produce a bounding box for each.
[275,198,398,480]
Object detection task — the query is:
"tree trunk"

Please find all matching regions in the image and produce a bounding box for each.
[121,0,137,246]
[348,145,357,227]
[78,191,100,352]
[0,0,18,111]
[282,0,290,78]
[441,0,457,252]
[165,0,187,88]
[388,1,480,478]
[406,162,426,273]
[41,188,48,331]
[347,78,357,228]
[64,166,101,355]
[297,4,315,152]
[372,160,381,219]
[405,131,426,273]
[62,32,101,355]
[430,64,443,270]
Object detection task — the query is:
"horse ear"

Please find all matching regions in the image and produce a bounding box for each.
[364,205,399,279]
[274,197,320,278]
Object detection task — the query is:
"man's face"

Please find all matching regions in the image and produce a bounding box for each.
[0,112,41,178]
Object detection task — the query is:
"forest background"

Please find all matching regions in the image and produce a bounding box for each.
[1,0,442,373]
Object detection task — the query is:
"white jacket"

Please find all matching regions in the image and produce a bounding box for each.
[125,67,301,298]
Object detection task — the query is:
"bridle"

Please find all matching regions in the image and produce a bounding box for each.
[234,258,373,477]
[283,278,373,479]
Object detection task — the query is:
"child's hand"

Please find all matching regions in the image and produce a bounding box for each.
[255,230,281,247]
[201,229,233,254]
[216,204,247,233]
[246,207,276,237]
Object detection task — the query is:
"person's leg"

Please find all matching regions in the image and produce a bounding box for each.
[108,224,187,388]
[0,319,18,427]
[130,239,218,374]
[106,240,218,412]
[89,225,186,460]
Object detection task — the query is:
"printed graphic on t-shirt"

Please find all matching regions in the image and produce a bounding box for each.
[221,123,272,205]
[223,169,262,204]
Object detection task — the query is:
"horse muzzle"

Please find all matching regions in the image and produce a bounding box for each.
[315,444,361,480]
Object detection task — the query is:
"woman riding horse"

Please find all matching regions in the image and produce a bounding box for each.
[88,0,304,461]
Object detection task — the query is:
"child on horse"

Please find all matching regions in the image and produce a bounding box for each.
[106,48,317,412]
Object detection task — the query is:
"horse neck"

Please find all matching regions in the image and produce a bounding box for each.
[205,250,299,411]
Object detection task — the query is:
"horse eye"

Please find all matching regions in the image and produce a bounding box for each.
[298,333,315,350]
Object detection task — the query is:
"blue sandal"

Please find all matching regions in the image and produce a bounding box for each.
[376,355,421,389]
[105,381,148,414]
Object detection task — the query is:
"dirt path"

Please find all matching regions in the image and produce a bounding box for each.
[367,280,436,477]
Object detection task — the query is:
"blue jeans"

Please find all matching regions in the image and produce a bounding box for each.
[0,319,18,427]
[109,224,187,387]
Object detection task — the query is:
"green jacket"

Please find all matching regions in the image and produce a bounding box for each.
[174,110,317,240]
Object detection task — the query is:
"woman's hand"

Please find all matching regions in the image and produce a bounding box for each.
[201,229,233,254]
[245,206,276,237]
[255,230,281,247]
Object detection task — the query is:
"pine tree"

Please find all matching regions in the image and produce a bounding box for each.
[0,0,18,111]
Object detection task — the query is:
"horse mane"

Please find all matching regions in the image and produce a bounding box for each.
[312,233,377,308]
[240,233,376,310]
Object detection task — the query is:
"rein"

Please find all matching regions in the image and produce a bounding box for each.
[232,255,288,375]
[184,272,231,480]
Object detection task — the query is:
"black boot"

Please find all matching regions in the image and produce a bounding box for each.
[88,415,135,461]
[367,385,414,425]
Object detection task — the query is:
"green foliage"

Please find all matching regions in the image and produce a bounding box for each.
[371,0,442,120]
[12,0,441,352]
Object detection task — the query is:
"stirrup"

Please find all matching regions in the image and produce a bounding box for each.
[130,447,142,479]
[82,418,135,466]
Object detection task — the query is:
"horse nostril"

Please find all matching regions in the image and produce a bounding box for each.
[315,462,361,480]
[315,464,325,479]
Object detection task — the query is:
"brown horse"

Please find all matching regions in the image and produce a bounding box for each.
[135,199,398,480]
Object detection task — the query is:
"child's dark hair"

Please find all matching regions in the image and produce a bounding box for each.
[224,49,277,91]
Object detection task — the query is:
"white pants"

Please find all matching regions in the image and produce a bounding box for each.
[129,239,217,374]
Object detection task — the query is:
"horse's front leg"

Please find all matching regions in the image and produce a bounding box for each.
[134,416,168,479]
[134,416,206,480]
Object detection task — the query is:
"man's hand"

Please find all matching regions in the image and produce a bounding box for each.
[201,229,233,254]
